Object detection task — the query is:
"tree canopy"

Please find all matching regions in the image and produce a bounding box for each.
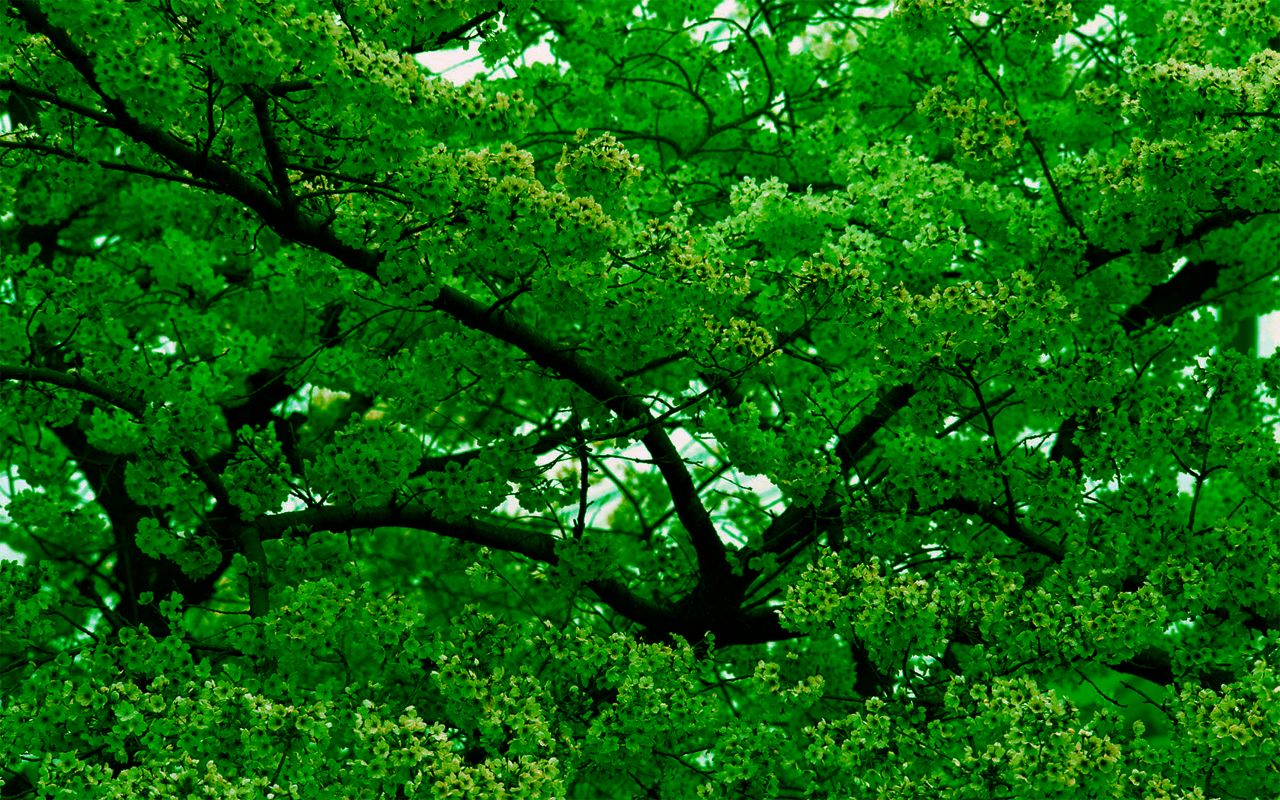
[4,0,1280,796]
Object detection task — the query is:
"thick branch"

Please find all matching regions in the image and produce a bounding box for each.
[1,79,115,125]
[257,503,560,561]
[255,502,697,636]
[1083,209,1258,275]
[0,369,248,610]
[834,382,917,469]
[0,364,145,417]
[247,87,297,215]
[748,383,917,562]
[418,7,502,52]
[49,423,233,633]
[1119,259,1229,333]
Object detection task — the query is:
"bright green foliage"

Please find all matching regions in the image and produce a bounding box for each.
[5,0,1280,796]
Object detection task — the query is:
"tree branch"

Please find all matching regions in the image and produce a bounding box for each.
[1119,259,1229,332]
[741,382,919,587]
[0,364,145,417]
[429,289,735,592]
[954,25,1081,235]
[247,87,297,216]
[1083,208,1261,275]
[418,6,503,52]
[834,382,917,469]
[254,501,706,636]
[256,503,561,561]
[1,78,116,125]
[937,496,1065,561]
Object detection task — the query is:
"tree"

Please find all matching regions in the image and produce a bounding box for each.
[3,0,1280,796]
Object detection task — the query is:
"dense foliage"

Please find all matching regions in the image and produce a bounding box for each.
[5,0,1280,796]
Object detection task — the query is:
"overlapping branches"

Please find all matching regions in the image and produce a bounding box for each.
[7,0,738,631]
[5,0,1276,695]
